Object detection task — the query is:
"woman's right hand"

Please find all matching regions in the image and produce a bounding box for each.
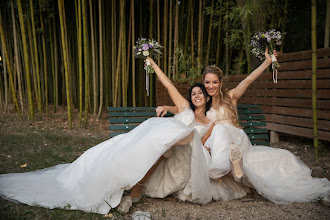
[146,56,157,68]
[156,106,168,117]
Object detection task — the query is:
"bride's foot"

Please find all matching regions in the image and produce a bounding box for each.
[116,196,133,214]
[230,142,243,182]
[129,183,144,203]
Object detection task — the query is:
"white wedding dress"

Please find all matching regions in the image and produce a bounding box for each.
[0,108,215,214]
[205,107,330,204]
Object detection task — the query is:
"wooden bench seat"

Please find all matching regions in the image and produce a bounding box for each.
[108,104,270,146]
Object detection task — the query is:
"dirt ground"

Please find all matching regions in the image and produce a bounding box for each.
[0,107,330,220]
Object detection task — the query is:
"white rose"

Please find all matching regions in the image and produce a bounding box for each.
[143,51,149,56]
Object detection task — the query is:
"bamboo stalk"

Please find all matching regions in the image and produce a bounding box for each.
[30,0,42,118]
[16,0,32,119]
[205,0,214,67]
[97,0,103,119]
[131,0,136,107]
[324,0,330,48]
[39,0,48,114]
[311,0,318,160]
[58,0,72,128]
[168,0,173,78]
[163,0,168,76]
[11,2,24,113]
[173,0,179,78]
[197,0,202,74]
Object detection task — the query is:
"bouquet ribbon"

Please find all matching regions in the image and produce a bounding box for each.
[271,54,278,84]
[144,59,151,96]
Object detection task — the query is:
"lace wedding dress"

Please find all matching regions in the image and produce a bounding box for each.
[0,108,213,214]
[205,107,330,204]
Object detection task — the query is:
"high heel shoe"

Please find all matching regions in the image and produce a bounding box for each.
[230,142,243,182]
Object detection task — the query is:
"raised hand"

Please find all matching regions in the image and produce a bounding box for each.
[156,106,168,117]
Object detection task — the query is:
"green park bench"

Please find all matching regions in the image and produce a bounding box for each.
[108,104,270,146]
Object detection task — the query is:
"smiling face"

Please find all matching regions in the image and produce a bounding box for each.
[191,86,207,108]
[203,73,221,97]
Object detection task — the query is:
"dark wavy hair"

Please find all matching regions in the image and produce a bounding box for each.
[187,83,212,115]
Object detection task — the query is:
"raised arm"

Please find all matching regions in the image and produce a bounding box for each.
[229,48,275,105]
[148,57,189,112]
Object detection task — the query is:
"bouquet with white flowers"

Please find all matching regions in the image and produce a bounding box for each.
[250,29,283,83]
[134,38,163,95]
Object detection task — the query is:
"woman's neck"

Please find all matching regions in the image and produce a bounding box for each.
[194,107,205,116]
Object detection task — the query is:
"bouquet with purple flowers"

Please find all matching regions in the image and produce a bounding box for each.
[250,29,282,83]
[134,38,163,95]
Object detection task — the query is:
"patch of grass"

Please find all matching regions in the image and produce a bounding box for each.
[0,114,111,219]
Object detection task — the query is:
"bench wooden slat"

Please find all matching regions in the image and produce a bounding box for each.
[109,124,139,130]
[108,112,157,117]
[239,115,265,120]
[240,121,267,127]
[248,134,269,140]
[109,118,150,123]
[243,128,268,134]
[108,107,156,111]
[251,140,270,146]
[110,131,127,138]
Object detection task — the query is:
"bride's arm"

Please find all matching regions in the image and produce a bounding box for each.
[229,48,276,105]
[147,57,189,112]
[201,123,215,145]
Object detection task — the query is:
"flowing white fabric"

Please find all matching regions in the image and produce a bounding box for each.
[0,108,212,214]
[206,106,330,203]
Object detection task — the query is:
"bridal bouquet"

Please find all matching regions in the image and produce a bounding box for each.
[134,38,163,95]
[250,29,282,83]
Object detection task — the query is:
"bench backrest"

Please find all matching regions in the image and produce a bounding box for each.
[237,104,270,146]
[108,105,270,146]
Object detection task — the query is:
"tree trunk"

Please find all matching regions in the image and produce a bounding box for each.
[89,0,97,116]
[168,0,173,78]
[149,0,153,106]
[324,0,330,48]
[225,0,229,76]
[163,0,168,76]
[311,0,318,160]
[30,0,42,118]
[215,1,222,67]
[17,0,31,119]
[131,0,136,107]
[1,41,8,113]
[11,2,24,113]
[97,0,103,119]
[58,0,72,128]
[197,0,202,74]
[39,0,48,114]
[173,0,179,78]
[205,0,214,67]
[54,7,58,112]
[113,0,125,107]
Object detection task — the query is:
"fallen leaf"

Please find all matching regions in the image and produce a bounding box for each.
[20,163,27,168]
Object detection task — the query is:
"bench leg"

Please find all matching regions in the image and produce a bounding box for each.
[270,130,279,144]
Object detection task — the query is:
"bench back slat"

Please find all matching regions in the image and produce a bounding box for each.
[108,105,270,146]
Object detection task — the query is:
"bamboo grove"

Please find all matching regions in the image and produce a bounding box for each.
[0,0,294,128]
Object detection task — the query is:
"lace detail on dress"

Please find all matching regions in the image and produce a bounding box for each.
[173,107,211,137]
[206,107,233,125]
[173,107,194,127]
[189,120,212,138]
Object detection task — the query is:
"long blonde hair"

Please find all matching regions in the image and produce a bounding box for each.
[202,66,241,128]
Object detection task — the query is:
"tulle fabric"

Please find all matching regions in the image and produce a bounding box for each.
[206,107,330,203]
[0,114,212,214]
